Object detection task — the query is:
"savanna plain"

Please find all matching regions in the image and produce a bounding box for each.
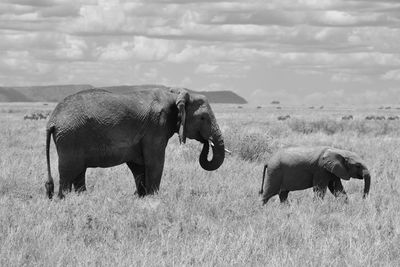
[1,102,400,266]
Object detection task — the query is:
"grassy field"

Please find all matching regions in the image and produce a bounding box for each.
[1,103,400,266]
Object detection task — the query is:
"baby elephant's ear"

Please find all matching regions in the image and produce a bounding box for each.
[321,149,350,180]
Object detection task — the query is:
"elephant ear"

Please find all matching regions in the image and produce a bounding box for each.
[172,88,190,144]
[321,149,350,180]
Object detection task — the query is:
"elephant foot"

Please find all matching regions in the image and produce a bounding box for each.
[261,193,276,205]
[57,191,65,199]
[58,182,71,199]
[134,188,147,197]
[74,185,86,193]
[279,191,289,203]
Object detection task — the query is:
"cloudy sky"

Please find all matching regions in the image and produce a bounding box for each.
[1,0,400,105]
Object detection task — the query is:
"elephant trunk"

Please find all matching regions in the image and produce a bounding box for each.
[362,168,370,198]
[199,123,225,171]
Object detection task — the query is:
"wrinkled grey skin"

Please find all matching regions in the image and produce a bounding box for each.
[45,87,225,199]
[260,146,370,204]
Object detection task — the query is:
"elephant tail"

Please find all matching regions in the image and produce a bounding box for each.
[45,126,55,199]
[259,164,268,195]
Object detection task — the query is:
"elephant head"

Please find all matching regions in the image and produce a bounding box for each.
[321,148,370,198]
[174,89,225,171]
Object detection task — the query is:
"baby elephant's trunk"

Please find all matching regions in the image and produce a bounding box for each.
[259,164,268,195]
[362,168,370,198]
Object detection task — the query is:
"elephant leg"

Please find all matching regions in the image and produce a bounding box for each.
[261,185,280,205]
[262,193,277,205]
[58,157,84,199]
[143,156,165,195]
[312,175,328,200]
[328,179,348,203]
[73,169,87,193]
[279,191,289,203]
[140,138,167,196]
[58,169,75,199]
[313,186,327,200]
[58,180,72,199]
[261,175,281,205]
[126,161,146,197]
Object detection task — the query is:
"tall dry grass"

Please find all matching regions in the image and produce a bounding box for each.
[0,104,400,266]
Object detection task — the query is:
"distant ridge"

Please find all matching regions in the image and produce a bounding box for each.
[189,90,247,104]
[0,84,94,102]
[0,87,32,102]
[0,84,247,104]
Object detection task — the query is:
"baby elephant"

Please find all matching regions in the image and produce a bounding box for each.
[260,146,371,204]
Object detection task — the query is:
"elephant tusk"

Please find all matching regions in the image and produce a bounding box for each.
[209,139,215,147]
[209,138,232,155]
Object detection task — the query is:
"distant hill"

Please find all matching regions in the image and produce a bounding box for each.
[0,84,247,104]
[17,84,94,102]
[188,90,247,104]
[0,87,32,102]
[0,84,93,102]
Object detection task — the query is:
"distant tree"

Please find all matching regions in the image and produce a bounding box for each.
[271,100,280,105]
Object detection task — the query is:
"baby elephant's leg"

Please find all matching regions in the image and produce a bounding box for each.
[313,174,329,200]
[313,186,327,200]
[328,179,349,203]
[262,190,279,205]
[261,175,281,205]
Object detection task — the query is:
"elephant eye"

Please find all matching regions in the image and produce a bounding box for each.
[199,113,210,122]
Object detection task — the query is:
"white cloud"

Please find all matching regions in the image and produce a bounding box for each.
[199,82,225,91]
[143,68,159,80]
[179,76,193,87]
[195,64,218,74]
[318,11,358,26]
[382,69,400,81]
[331,73,370,83]
[69,2,129,34]
[55,36,88,60]
[97,36,174,61]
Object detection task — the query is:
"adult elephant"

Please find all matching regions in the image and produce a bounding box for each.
[260,146,371,204]
[45,87,225,199]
